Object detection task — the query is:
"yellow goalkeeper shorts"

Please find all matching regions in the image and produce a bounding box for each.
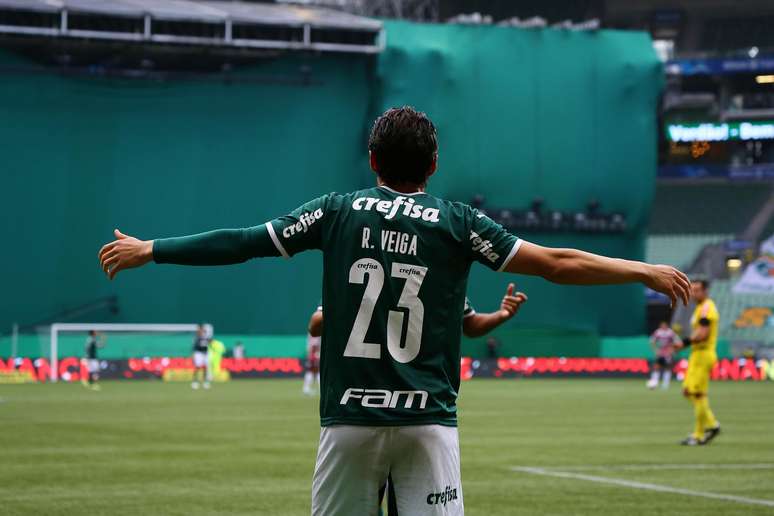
[683,350,717,395]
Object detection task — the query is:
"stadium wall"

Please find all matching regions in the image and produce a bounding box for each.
[1,22,661,340]
[375,22,662,336]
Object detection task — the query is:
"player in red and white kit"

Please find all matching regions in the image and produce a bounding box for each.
[304,306,323,395]
[647,321,680,390]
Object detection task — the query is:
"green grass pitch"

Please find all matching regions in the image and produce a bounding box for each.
[1,379,773,515]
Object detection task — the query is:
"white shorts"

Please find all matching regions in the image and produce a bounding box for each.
[312,424,463,516]
[193,352,207,368]
[86,359,99,373]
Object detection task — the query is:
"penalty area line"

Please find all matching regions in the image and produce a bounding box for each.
[510,466,774,508]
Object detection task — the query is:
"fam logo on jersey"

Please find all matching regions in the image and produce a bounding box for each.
[426,485,459,506]
[470,230,499,264]
[283,209,323,238]
[352,196,440,223]
[339,387,429,409]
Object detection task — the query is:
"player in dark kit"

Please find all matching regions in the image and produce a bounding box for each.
[99,106,690,515]
[191,324,210,390]
[83,330,105,390]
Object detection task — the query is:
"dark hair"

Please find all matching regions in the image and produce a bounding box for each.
[693,279,710,290]
[368,106,438,185]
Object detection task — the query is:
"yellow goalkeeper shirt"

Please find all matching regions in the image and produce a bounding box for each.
[690,299,719,354]
[208,339,226,359]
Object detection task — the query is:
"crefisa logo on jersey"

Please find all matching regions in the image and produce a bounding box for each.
[283,209,323,238]
[352,196,440,222]
[469,230,500,264]
[426,485,459,506]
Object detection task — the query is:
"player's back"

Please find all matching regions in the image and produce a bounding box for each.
[271,185,519,427]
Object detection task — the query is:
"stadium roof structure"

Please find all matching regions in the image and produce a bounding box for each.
[0,0,384,54]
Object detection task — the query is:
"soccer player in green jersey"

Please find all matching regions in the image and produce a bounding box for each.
[191,324,210,390]
[98,106,690,515]
[83,330,105,390]
[310,285,527,515]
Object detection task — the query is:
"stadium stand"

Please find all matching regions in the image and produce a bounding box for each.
[648,181,774,356]
[649,183,771,234]
[646,182,771,278]
[762,216,774,241]
[699,16,774,54]
[646,233,733,270]
[710,279,774,344]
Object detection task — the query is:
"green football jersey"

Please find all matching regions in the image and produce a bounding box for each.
[322,297,475,320]
[266,185,520,427]
[463,297,476,319]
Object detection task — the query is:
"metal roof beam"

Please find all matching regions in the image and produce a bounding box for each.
[0,0,383,54]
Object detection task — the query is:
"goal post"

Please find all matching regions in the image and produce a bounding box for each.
[49,323,213,382]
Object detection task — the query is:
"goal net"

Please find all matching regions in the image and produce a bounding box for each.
[49,323,212,382]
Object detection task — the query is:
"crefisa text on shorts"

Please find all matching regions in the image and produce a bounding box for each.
[426,485,459,506]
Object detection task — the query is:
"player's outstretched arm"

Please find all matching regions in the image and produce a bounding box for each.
[98,225,282,280]
[503,241,691,307]
[98,230,153,279]
[463,283,528,338]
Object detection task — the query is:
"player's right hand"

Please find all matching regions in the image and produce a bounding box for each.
[98,229,154,280]
[644,264,691,308]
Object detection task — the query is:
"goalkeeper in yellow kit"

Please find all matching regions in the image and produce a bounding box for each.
[676,280,721,446]
[207,337,226,385]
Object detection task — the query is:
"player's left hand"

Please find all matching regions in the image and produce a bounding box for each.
[98,229,154,280]
[499,283,528,320]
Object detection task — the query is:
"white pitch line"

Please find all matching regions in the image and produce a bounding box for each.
[533,463,774,472]
[511,466,774,508]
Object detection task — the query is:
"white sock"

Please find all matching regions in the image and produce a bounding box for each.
[662,370,672,389]
[303,371,313,392]
[315,373,320,386]
[649,370,659,383]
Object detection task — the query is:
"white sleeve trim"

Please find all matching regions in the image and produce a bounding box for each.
[497,238,522,272]
[265,222,289,259]
[463,309,477,319]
